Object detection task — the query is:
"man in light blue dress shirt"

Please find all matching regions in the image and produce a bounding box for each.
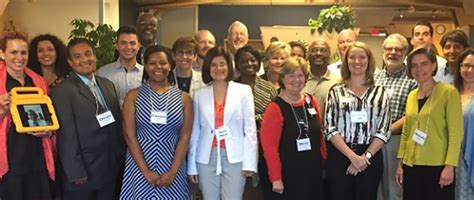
[96,26,144,108]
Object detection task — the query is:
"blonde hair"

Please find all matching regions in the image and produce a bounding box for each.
[278,57,310,89]
[265,41,291,60]
[340,41,376,86]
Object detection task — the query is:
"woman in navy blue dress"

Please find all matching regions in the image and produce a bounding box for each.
[120,45,193,199]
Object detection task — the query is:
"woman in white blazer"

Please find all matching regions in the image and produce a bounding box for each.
[187,46,258,200]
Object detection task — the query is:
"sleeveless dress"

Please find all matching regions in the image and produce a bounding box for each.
[120,84,190,199]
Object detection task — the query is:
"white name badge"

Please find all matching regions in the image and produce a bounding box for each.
[150,111,167,124]
[386,89,394,98]
[412,129,427,145]
[296,138,312,152]
[307,107,317,115]
[340,97,352,103]
[215,126,232,141]
[96,111,116,127]
[351,110,368,123]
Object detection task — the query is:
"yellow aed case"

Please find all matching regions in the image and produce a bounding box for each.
[9,87,60,133]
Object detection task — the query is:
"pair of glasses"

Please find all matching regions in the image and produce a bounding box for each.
[175,50,194,57]
[384,47,404,53]
[460,64,474,70]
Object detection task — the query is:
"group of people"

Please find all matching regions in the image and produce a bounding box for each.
[0,10,473,200]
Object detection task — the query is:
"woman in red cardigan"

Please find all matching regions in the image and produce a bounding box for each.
[261,57,326,200]
[0,31,56,200]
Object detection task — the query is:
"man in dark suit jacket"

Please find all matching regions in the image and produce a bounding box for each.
[51,38,125,200]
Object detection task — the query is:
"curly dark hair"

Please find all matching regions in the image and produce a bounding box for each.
[28,34,70,79]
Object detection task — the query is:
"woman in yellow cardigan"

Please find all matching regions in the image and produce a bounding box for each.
[396,47,464,200]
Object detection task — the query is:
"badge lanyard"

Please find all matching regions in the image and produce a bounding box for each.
[416,89,434,134]
[290,99,309,140]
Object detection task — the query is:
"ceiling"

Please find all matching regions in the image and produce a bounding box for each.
[134,0,474,33]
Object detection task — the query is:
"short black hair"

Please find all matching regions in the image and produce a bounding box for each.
[28,34,70,79]
[440,29,469,49]
[116,25,138,39]
[411,20,433,37]
[234,45,261,71]
[201,46,234,84]
[141,45,174,83]
[67,38,94,59]
[406,47,438,79]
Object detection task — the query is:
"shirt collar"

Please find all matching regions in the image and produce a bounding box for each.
[382,65,407,78]
[76,73,97,86]
[114,58,143,72]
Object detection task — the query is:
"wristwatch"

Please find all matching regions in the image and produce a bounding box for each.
[365,151,373,160]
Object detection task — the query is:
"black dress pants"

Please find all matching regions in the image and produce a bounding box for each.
[403,165,454,200]
[326,143,383,200]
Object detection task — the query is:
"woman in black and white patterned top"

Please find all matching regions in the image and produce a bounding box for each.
[324,41,391,200]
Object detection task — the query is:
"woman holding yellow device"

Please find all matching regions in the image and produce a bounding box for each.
[0,31,56,200]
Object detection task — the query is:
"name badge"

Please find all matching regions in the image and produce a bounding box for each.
[307,108,317,115]
[150,111,167,124]
[412,129,427,145]
[296,138,312,152]
[96,111,115,127]
[386,89,394,98]
[215,126,232,141]
[351,110,368,123]
[340,96,352,103]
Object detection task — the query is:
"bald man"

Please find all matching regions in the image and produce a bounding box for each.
[227,21,249,56]
[327,29,357,77]
[193,30,216,72]
[304,38,340,120]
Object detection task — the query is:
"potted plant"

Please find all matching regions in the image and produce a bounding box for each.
[308,5,355,34]
[68,19,116,68]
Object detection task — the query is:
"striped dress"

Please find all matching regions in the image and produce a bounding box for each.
[120,84,190,199]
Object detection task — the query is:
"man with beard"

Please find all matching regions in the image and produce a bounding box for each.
[96,26,143,108]
[193,29,216,72]
[304,38,340,120]
[374,34,417,200]
[327,29,357,77]
[136,12,158,64]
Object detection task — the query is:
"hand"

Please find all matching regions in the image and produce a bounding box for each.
[0,93,10,117]
[156,171,176,188]
[241,170,255,177]
[143,169,160,187]
[74,176,88,185]
[349,154,370,172]
[395,164,403,187]
[346,164,360,176]
[272,180,284,194]
[188,175,199,184]
[28,131,53,138]
[439,165,454,188]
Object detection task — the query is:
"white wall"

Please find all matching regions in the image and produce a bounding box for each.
[2,0,118,43]
[160,6,197,47]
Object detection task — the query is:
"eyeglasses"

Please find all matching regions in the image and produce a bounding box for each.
[384,47,404,53]
[310,48,328,53]
[175,50,194,57]
[460,63,474,70]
